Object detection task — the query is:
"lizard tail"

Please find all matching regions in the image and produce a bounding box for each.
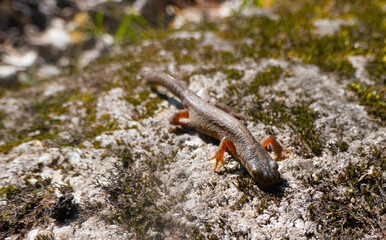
[145,72,188,100]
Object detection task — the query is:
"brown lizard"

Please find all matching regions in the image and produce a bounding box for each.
[145,72,291,186]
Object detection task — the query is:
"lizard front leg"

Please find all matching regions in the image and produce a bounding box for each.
[209,137,237,171]
[261,136,292,161]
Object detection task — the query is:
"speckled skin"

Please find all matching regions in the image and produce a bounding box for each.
[146,72,279,186]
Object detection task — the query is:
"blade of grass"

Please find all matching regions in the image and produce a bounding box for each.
[95,11,104,34]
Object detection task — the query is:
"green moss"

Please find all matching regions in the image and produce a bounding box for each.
[23,175,52,189]
[304,147,384,238]
[0,122,61,152]
[84,115,121,139]
[175,52,197,63]
[163,37,199,64]
[125,89,162,120]
[201,46,239,65]
[191,226,219,240]
[249,100,324,157]
[349,82,386,121]
[366,56,386,84]
[72,96,123,146]
[290,104,324,156]
[202,45,216,62]
[0,178,73,238]
[321,59,355,78]
[0,88,100,153]
[0,139,26,153]
[114,148,134,168]
[35,234,55,240]
[336,141,349,152]
[125,90,151,106]
[224,69,244,80]
[95,52,135,65]
[32,89,75,115]
[104,161,165,237]
[124,61,143,74]
[248,99,289,125]
[0,185,21,199]
[219,51,237,64]
[328,140,349,155]
[208,235,219,240]
[91,140,102,149]
[248,66,283,95]
[103,144,187,237]
[232,173,282,213]
[198,0,384,79]
[139,96,161,119]
[190,18,219,32]
[163,37,198,52]
[230,195,248,210]
[0,110,5,129]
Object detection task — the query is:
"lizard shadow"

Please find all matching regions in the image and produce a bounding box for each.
[216,162,289,196]
[153,90,289,196]
[152,87,184,109]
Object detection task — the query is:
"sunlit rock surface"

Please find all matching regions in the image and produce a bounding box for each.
[0,1,384,239]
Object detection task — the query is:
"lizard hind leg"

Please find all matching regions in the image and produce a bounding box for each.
[211,102,244,119]
[169,109,189,132]
[209,137,237,171]
[261,136,292,161]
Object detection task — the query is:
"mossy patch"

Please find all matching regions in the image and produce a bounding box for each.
[222,66,324,157]
[0,185,21,199]
[248,66,283,96]
[290,104,324,156]
[103,147,186,238]
[0,178,74,239]
[321,59,356,78]
[328,140,349,155]
[249,100,324,157]
[94,52,135,66]
[191,173,285,239]
[201,45,240,65]
[31,89,77,116]
[0,110,5,129]
[34,234,55,240]
[123,61,143,74]
[366,56,386,84]
[163,37,199,63]
[198,0,384,79]
[349,82,386,121]
[125,90,152,106]
[84,113,121,140]
[304,147,384,238]
[104,170,163,238]
[125,89,162,120]
[231,173,282,212]
[224,68,244,80]
[0,88,99,152]
[224,66,285,106]
[49,194,78,223]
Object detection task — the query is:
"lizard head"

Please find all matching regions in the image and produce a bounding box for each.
[245,153,280,187]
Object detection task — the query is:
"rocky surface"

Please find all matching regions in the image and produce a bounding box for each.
[0,0,385,239]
